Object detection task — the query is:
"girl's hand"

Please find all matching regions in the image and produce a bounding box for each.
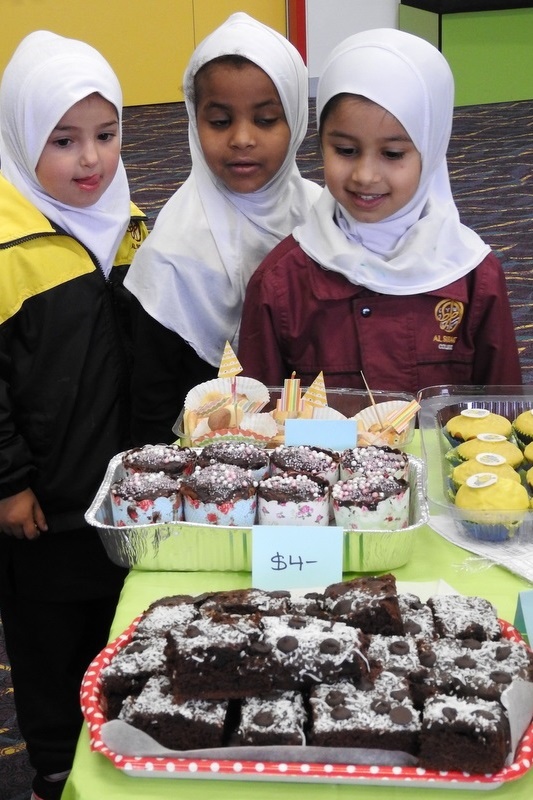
[0,489,48,540]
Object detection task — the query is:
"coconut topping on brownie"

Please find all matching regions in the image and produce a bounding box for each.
[288,591,326,619]
[417,637,533,701]
[308,673,420,753]
[134,600,200,639]
[259,615,370,688]
[428,594,501,641]
[418,694,510,774]
[197,588,292,619]
[100,637,168,719]
[180,463,257,503]
[119,675,228,750]
[367,634,423,677]
[102,637,167,681]
[235,690,306,746]
[397,593,436,641]
[122,444,196,475]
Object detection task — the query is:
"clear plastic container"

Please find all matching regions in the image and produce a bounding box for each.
[418,385,533,543]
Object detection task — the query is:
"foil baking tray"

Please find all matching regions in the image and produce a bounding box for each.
[419,384,533,542]
[85,453,428,573]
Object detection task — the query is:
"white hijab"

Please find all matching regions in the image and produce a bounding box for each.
[293,28,489,295]
[124,12,321,366]
[0,30,131,277]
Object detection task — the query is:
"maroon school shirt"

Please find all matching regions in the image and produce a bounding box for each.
[238,235,522,394]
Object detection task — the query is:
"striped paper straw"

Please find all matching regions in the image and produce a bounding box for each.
[384,400,420,433]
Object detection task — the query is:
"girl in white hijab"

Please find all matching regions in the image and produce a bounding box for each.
[238,28,521,392]
[125,12,321,443]
[0,30,131,276]
[293,27,488,291]
[0,31,145,800]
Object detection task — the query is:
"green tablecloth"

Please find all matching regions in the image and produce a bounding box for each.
[63,437,533,800]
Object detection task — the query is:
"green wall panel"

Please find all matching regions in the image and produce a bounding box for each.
[400,5,533,105]
[443,10,533,105]
[399,6,440,48]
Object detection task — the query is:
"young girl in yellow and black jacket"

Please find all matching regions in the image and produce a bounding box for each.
[0,31,147,800]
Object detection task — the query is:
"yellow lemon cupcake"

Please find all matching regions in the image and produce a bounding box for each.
[446,435,524,469]
[512,409,533,445]
[450,454,521,492]
[454,473,530,541]
[445,409,512,445]
[523,441,533,467]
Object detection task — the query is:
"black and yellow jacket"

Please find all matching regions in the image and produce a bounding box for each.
[0,175,148,531]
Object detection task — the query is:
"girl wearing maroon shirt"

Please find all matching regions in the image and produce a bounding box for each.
[238,29,521,393]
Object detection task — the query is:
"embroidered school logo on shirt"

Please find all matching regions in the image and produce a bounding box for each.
[433,299,464,350]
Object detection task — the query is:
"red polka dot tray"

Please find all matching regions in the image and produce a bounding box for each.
[81,616,533,788]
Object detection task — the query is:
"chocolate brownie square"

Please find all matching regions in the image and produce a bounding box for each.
[119,675,228,750]
[397,593,436,641]
[417,637,533,703]
[418,694,510,774]
[308,673,420,754]
[100,637,167,719]
[234,690,306,746]
[197,588,292,620]
[165,616,272,700]
[135,597,200,638]
[260,614,370,690]
[427,595,501,641]
[323,574,404,635]
[367,634,425,681]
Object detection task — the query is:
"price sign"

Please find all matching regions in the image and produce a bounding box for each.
[285,418,358,449]
[285,419,357,450]
[515,590,533,644]
[251,525,343,590]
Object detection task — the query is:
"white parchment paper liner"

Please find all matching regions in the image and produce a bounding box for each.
[100,719,418,766]
[99,681,533,768]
